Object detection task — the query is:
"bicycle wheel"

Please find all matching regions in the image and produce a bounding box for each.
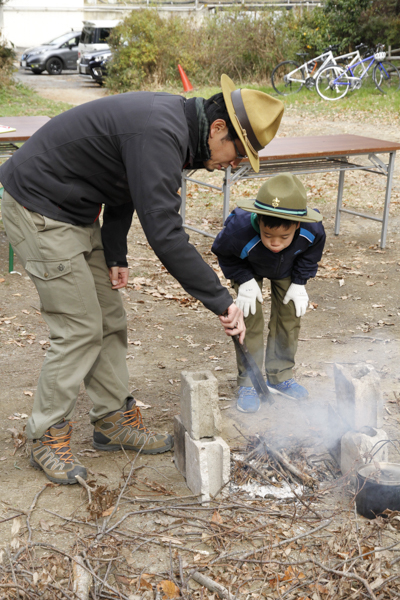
[316,66,350,101]
[271,61,305,95]
[350,63,374,91]
[373,60,400,94]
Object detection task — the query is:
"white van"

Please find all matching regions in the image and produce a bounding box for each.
[78,20,119,69]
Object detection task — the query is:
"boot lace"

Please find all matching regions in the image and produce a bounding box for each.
[122,406,152,434]
[43,426,74,463]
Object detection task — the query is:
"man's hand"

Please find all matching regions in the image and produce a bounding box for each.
[236,278,263,318]
[109,266,129,290]
[219,303,246,344]
[283,283,309,317]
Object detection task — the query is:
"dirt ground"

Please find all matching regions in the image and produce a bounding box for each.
[1,75,400,598]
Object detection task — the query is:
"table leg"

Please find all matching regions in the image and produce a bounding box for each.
[334,169,345,236]
[380,151,395,249]
[222,166,232,223]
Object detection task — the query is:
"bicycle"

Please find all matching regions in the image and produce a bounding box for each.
[315,44,400,101]
[271,45,346,96]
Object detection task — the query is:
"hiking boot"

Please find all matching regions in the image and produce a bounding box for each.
[30,421,87,485]
[93,398,173,454]
[237,386,261,413]
[267,378,309,400]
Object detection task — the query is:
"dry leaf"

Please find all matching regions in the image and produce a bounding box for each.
[176,358,188,362]
[211,510,223,524]
[366,281,375,286]
[135,400,151,409]
[21,309,30,315]
[101,506,115,517]
[339,279,345,287]
[0,278,5,283]
[160,580,180,598]
[40,520,51,531]
[139,575,153,591]
[23,391,33,397]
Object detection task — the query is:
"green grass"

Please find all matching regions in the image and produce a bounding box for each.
[1,74,399,124]
[156,80,400,122]
[0,82,73,117]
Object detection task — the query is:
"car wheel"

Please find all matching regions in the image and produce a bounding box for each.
[31,68,43,75]
[46,57,63,75]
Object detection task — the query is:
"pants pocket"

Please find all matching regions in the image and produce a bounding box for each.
[1,192,26,247]
[25,259,87,316]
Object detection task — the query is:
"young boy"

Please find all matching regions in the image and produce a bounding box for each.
[212,173,326,413]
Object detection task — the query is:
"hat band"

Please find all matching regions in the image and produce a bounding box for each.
[254,199,307,216]
[231,89,263,153]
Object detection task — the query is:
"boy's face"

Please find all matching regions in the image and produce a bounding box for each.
[259,221,300,254]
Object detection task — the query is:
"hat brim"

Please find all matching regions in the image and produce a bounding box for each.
[221,74,260,174]
[237,198,323,223]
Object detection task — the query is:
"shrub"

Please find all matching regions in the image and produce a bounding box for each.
[0,42,16,87]
[295,0,400,55]
[106,8,301,92]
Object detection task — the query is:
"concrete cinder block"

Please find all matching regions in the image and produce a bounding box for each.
[341,427,389,485]
[185,433,230,503]
[180,371,222,440]
[173,415,187,478]
[334,363,383,430]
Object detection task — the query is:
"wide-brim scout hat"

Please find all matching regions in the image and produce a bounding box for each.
[221,73,284,173]
[238,174,323,223]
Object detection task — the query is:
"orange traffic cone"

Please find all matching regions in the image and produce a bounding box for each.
[178,64,193,92]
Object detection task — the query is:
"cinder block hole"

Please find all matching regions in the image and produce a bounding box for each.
[192,373,209,381]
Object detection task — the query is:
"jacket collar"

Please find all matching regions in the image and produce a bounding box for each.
[184,97,211,169]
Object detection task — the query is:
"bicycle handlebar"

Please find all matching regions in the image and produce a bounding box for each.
[322,45,339,52]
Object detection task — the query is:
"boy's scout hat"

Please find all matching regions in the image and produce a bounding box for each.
[238,174,323,223]
[221,74,284,174]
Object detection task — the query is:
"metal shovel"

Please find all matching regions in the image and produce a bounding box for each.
[232,334,274,405]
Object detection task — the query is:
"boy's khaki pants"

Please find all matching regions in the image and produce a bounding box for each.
[232,278,301,387]
[2,191,130,439]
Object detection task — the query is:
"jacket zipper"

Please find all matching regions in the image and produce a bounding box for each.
[275,255,284,279]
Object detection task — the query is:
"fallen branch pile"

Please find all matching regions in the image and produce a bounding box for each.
[1,441,400,600]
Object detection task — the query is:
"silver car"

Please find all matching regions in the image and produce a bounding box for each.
[20,31,81,75]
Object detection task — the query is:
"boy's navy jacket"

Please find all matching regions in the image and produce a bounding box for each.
[212,208,326,285]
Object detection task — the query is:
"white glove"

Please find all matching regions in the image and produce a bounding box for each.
[236,278,263,318]
[283,283,309,317]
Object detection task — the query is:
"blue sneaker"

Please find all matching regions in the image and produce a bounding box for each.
[237,387,261,413]
[266,378,309,400]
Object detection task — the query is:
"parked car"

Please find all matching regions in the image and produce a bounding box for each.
[78,20,119,66]
[20,31,81,75]
[79,49,112,85]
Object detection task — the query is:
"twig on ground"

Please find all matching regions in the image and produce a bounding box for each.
[76,476,95,505]
[26,484,49,543]
[211,519,333,564]
[100,441,145,536]
[190,571,234,600]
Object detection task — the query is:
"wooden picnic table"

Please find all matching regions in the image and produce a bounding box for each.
[181,134,400,248]
[0,116,51,158]
[0,116,51,271]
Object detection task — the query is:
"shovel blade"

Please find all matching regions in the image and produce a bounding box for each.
[232,335,273,405]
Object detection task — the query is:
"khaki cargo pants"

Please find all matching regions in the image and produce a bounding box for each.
[2,191,130,439]
[232,278,301,387]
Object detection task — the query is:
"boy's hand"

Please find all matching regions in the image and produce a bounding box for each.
[236,278,263,317]
[283,283,309,317]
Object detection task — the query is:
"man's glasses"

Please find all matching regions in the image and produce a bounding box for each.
[233,139,247,160]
